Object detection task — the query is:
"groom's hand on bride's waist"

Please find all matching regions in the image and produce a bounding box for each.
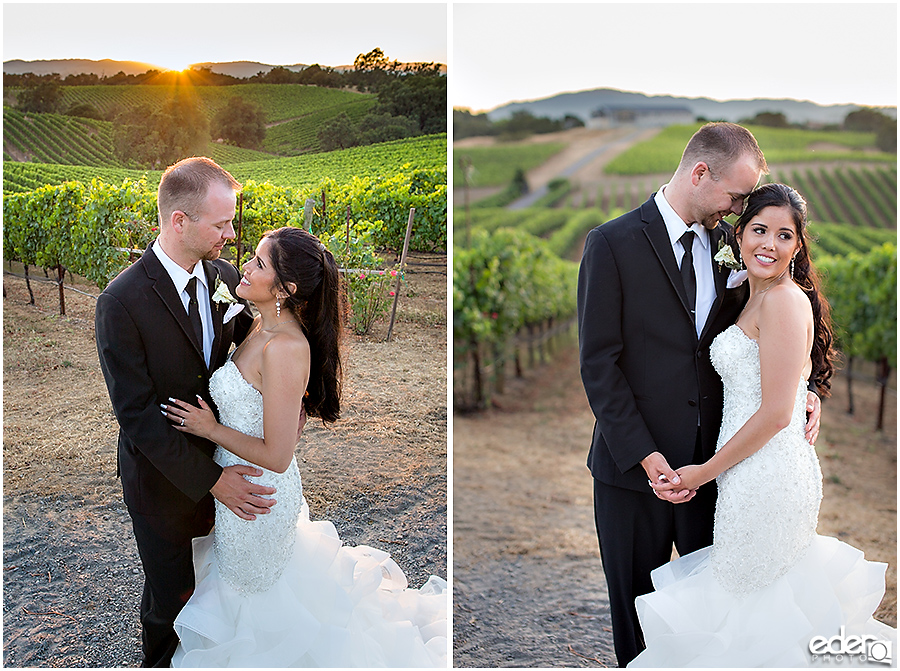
[210,465,277,521]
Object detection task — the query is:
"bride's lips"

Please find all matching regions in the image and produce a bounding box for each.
[240,277,251,286]
[755,254,776,265]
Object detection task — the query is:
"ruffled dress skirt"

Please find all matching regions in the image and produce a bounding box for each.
[630,535,894,667]
[172,499,447,668]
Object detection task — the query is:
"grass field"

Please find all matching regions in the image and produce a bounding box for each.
[453,142,566,188]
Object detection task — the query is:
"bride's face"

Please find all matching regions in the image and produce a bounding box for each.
[237,237,280,304]
[738,205,801,281]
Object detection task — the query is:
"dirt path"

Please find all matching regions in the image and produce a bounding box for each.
[453,126,662,208]
[453,341,896,667]
[2,257,447,667]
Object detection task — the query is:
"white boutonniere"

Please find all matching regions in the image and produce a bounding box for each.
[714,240,741,271]
[212,278,244,324]
[211,278,238,305]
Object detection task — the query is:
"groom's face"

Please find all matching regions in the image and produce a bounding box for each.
[183,181,237,262]
[696,155,761,230]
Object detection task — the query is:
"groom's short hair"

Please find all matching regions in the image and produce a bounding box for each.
[157,157,241,226]
[679,122,768,176]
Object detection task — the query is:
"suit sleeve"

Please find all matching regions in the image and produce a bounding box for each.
[96,291,223,502]
[577,227,659,475]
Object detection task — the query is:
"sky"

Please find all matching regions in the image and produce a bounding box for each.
[452,3,897,112]
[3,2,448,71]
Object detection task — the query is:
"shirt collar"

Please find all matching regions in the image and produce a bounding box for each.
[655,185,710,250]
[152,240,208,295]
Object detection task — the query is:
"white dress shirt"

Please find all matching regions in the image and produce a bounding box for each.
[152,240,214,365]
[654,186,715,337]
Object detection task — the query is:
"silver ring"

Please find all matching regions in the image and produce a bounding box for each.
[180,418,185,426]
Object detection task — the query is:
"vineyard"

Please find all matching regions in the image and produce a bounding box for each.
[605,123,896,175]
[3,78,448,331]
[4,83,374,125]
[453,123,897,410]
[3,134,447,195]
[2,84,379,166]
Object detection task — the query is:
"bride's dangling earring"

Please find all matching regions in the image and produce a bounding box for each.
[276,298,281,319]
[790,256,795,279]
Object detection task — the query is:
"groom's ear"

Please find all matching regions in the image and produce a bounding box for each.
[690,162,709,186]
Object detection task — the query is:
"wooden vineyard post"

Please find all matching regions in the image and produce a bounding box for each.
[56,265,66,316]
[385,208,415,342]
[23,264,35,305]
[303,198,316,231]
[345,205,351,253]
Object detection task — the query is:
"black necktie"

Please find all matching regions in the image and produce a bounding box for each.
[185,277,204,347]
[679,230,696,321]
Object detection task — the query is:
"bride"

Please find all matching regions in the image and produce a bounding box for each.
[160,227,447,667]
[631,183,895,667]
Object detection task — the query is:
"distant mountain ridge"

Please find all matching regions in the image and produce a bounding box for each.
[486,88,897,126]
[3,58,444,79]
[3,59,161,77]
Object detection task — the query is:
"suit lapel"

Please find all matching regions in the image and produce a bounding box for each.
[641,199,696,334]
[205,261,226,366]
[700,224,733,343]
[142,243,207,367]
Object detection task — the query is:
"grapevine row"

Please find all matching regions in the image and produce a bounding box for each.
[453,226,578,409]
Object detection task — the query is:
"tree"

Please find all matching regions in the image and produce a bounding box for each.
[357,112,418,144]
[296,64,342,88]
[876,117,897,153]
[743,111,788,128]
[65,103,103,120]
[17,78,62,113]
[844,107,893,132]
[213,96,266,148]
[113,93,208,168]
[351,47,398,92]
[453,108,495,140]
[374,73,447,133]
[354,47,390,72]
[317,112,358,151]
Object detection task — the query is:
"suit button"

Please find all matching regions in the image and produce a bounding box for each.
[688,400,697,407]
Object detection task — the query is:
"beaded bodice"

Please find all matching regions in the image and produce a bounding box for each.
[209,358,303,594]
[708,325,822,596]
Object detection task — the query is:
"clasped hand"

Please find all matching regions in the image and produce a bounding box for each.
[641,451,704,503]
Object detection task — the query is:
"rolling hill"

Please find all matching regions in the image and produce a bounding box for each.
[484,88,897,126]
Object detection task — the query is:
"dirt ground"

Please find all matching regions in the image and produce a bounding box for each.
[2,253,447,667]
[453,338,897,668]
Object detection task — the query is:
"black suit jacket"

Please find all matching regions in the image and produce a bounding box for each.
[96,243,253,516]
[577,196,747,493]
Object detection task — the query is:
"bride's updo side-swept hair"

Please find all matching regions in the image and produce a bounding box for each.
[734,183,836,397]
[263,227,343,423]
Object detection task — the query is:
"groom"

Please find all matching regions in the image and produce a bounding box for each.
[96,157,275,667]
[577,123,821,666]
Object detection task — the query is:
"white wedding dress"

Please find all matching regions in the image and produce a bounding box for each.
[630,325,895,667]
[171,358,447,667]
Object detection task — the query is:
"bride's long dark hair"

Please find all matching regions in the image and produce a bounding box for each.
[263,227,343,423]
[734,183,835,397]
